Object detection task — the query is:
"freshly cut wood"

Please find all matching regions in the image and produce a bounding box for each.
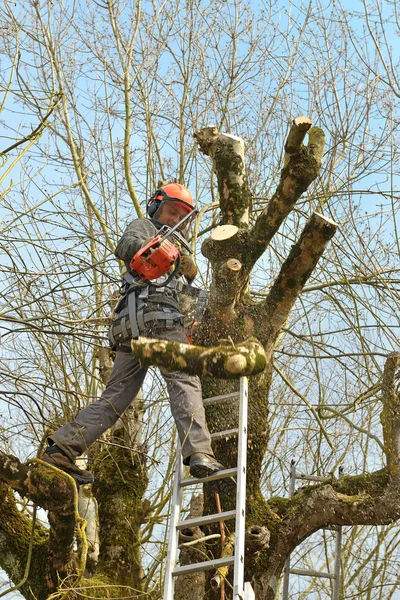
[284,115,312,161]
[211,224,239,241]
[202,225,240,260]
[225,258,241,271]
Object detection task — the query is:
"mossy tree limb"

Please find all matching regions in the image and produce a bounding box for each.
[251,354,400,599]
[0,453,79,598]
[0,483,49,600]
[254,212,338,359]
[193,127,252,228]
[131,337,266,378]
[255,464,400,600]
[380,352,400,480]
[92,430,149,589]
[247,123,326,268]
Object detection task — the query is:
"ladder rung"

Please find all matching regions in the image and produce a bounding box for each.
[211,428,238,441]
[176,509,236,530]
[180,467,237,488]
[295,473,330,482]
[289,568,335,580]
[203,391,240,406]
[173,556,235,576]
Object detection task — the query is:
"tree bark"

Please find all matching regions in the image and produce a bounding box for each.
[175,494,206,600]
[130,337,266,378]
[0,454,80,597]
[247,124,325,269]
[254,212,338,359]
[193,127,251,228]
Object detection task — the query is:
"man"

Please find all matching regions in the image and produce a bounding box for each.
[41,184,234,492]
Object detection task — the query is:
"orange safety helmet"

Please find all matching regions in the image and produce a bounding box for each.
[147,183,194,217]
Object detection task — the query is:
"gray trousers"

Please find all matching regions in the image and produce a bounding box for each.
[50,325,213,463]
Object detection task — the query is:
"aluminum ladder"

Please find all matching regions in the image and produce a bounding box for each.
[282,461,343,599]
[163,376,255,600]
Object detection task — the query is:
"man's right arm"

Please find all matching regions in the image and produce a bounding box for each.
[114,219,157,262]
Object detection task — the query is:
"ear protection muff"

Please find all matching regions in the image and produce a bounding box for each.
[147,189,162,218]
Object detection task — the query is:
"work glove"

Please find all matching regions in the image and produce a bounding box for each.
[178,255,197,280]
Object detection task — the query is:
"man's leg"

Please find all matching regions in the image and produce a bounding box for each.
[43,351,147,482]
[162,368,214,461]
[155,326,235,492]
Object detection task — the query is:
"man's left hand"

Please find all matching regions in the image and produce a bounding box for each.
[179,255,197,280]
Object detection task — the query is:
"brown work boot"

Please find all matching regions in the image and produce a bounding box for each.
[41,446,94,485]
[189,452,236,494]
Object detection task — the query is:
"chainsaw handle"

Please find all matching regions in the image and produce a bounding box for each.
[149,254,181,288]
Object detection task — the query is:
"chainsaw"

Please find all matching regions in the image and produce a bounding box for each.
[130,210,197,284]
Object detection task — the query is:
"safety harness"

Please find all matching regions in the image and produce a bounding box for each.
[108,271,207,351]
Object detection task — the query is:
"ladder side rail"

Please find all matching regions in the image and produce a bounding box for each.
[332,525,342,600]
[233,376,249,600]
[332,467,343,600]
[163,445,184,600]
[282,461,296,600]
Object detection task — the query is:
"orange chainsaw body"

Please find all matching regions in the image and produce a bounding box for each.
[130,236,180,281]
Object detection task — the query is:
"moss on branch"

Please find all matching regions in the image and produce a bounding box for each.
[131,336,266,378]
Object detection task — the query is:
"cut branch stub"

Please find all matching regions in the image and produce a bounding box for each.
[194,127,251,227]
[202,224,239,261]
[131,337,266,378]
[202,224,245,320]
[245,525,270,554]
[284,116,312,165]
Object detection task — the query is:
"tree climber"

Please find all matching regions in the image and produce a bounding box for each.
[41,183,234,492]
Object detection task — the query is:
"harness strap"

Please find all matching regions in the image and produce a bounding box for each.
[142,310,182,323]
[128,289,139,338]
[136,307,145,330]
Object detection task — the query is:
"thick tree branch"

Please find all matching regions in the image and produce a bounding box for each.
[380,352,400,480]
[0,453,76,511]
[194,127,252,227]
[201,224,247,322]
[131,337,266,378]
[254,212,337,358]
[0,483,48,599]
[92,434,149,588]
[0,453,79,596]
[247,120,325,266]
